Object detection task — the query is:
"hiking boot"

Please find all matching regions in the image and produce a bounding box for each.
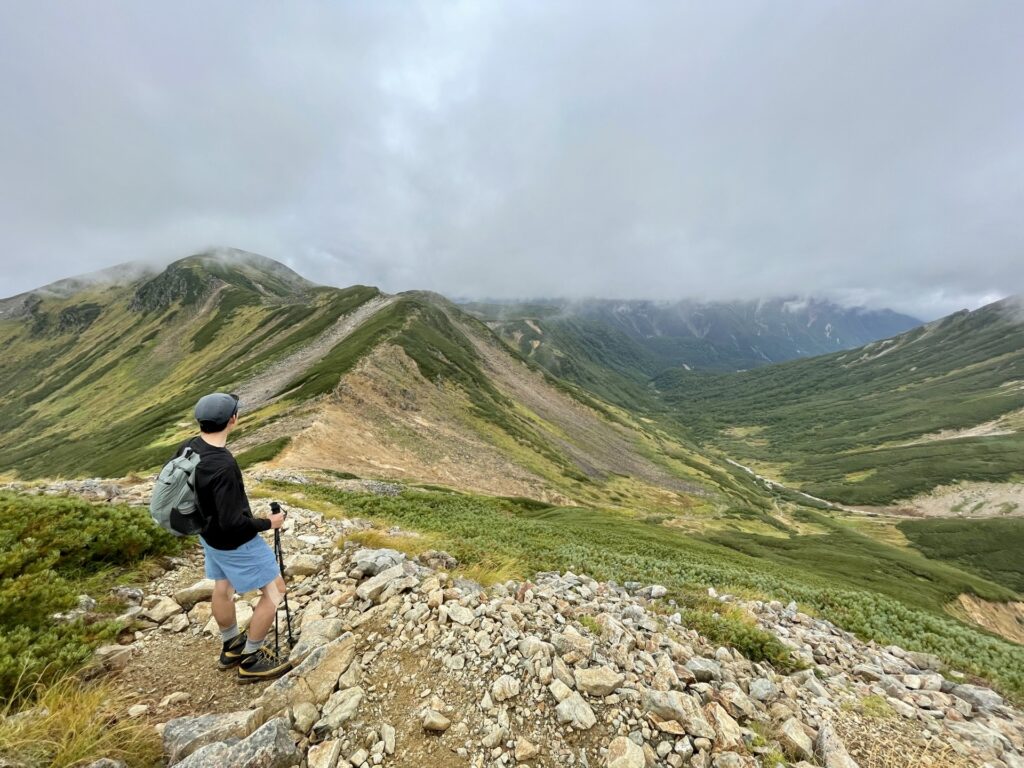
[217,631,249,670]
[237,645,292,683]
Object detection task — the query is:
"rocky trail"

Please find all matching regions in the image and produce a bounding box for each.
[7,479,1024,768]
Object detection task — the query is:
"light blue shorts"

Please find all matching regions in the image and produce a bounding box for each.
[201,535,281,594]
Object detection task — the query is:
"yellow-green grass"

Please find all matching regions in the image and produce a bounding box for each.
[0,674,162,768]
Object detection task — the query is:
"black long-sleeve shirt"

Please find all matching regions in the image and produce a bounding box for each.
[175,436,270,550]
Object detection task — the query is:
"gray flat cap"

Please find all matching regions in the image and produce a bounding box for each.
[194,392,239,423]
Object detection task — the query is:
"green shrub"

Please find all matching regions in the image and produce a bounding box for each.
[0,493,181,703]
[235,437,291,469]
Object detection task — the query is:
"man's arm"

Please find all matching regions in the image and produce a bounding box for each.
[211,468,271,536]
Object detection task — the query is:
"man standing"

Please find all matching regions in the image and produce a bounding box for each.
[181,392,292,682]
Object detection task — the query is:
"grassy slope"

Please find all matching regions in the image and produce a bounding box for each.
[653,299,1024,504]
[264,480,1024,701]
[0,256,380,478]
[898,518,1024,593]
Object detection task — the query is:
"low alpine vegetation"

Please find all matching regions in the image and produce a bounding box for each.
[0,492,181,703]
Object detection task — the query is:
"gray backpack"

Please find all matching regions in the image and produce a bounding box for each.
[150,445,209,536]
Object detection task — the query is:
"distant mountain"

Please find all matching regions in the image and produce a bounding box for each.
[461,297,921,410]
[654,297,1024,505]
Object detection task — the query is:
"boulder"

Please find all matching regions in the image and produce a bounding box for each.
[642,689,715,740]
[482,723,507,748]
[187,602,212,628]
[256,633,356,714]
[748,678,777,702]
[814,722,859,768]
[515,738,539,762]
[93,644,133,672]
[381,722,396,754]
[906,651,942,671]
[290,702,319,734]
[173,717,299,768]
[445,604,475,625]
[173,579,215,611]
[284,553,324,577]
[555,692,596,730]
[163,709,264,765]
[491,674,521,702]
[307,739,343,768]
[551,627,594,663]
[606,736,645,768]
[288,618,345,665]
[423,710,451,732]
[951,684,1003,711]
[705,702,743,750]
[351,548,405,576]
[312,686,364,738]
[163,614,189,633]
[575,666,625,697]
[778,717,813,761]
[203,601,252,635]
[355,563,408,603]
[142,596,182,624]
[518,636,552,660]
[685,657,722,682]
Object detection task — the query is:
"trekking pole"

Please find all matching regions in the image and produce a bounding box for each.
[270,502,295,650]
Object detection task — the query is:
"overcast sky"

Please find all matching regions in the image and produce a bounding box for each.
[0,3,1021,319]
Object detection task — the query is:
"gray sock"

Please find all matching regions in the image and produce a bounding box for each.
[243,637,264,655]
[220,624,240,643]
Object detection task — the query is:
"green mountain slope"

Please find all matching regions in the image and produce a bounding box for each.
[0,252,761,521]
[653,298,1024,504]
[0,250,381,477]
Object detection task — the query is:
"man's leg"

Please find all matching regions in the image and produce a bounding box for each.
[237,575,291,682]
[212,578,249,669]
[244,575,286,651]
[211,578,238,632]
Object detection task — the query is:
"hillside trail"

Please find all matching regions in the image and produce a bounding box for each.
[231,294,397,410]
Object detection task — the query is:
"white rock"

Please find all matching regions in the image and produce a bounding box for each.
[606,735,645,768]
[446,605,475,625]
[555,692,596,730]
[492,675,521,702]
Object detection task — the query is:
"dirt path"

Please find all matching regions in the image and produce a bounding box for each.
[232,294,397,410]
[112,548,282,724]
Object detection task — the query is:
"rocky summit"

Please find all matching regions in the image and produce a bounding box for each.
[64,494,1024,768]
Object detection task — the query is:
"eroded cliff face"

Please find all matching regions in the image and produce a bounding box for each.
[952,594,1024,645]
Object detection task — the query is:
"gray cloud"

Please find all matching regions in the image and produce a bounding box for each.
[1,1,1021,320]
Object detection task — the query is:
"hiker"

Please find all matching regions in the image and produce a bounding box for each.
[178,392,292,682]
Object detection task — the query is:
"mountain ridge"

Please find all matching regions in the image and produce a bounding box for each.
[0,250,758,524]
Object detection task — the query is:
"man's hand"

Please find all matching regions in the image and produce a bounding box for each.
[269,511,286,529]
